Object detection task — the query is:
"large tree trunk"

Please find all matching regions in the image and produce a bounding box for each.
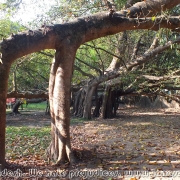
[0,66,10,170]
[47,46,77,165]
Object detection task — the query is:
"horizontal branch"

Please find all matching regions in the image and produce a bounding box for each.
[75,57,102,75]
[127,0,180,17]
[1,14,180,64]
[7,91,48,99]
[141,75,180,81]
[74,65,94,78]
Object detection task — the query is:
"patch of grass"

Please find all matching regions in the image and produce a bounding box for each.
[22,102,47,111]
[6,126,50,137]
[6,102,47,114]
[6,126,51,160]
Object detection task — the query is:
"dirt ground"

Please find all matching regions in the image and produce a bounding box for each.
[5,107,180,179]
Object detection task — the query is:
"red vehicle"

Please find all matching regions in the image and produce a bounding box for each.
[6,98,16,109]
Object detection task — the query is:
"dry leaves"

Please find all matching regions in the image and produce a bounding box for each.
[5,107,180,179]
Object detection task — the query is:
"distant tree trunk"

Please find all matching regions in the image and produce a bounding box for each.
[101,85,119,119]
[83,85,97,119]
[73,87,86,117]
[0,66,10,169]
[93,94,103,117]
[73,84,98,119]
[47,46,77,164]
[101,84,111,118]
[12,101,22,114]
[104,89,115,118]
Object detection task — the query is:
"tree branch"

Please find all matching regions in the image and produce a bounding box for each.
[127,0,180,17]
[127,37,180,70]
[76,57,102,75]
[74,65,94,78]
[7,91,48,99]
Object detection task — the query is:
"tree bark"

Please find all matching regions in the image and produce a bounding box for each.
[0,65,10,169]
[47,45,78,164]
[106,31,128,71]
[127,0,180,17]
[102,87,118,119]
[73,88,86,117]
[12,101,22,114]
[7,91,48,99]
[83,85,97,119]
[93,94,103,118]
[101,84,111,119]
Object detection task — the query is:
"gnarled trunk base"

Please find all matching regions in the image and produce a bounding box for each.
[46,124,76,165]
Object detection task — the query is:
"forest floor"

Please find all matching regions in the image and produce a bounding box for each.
[5,107,180,180]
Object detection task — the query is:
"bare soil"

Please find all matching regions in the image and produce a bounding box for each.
[5,107,180,179]
[6,110,50,127]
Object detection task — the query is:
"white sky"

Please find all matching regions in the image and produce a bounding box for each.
[0,0,59,24]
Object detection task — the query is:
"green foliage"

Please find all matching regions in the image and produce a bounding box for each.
[8,50,53,92]
[0,18,26,39]
[73,36,115,84]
